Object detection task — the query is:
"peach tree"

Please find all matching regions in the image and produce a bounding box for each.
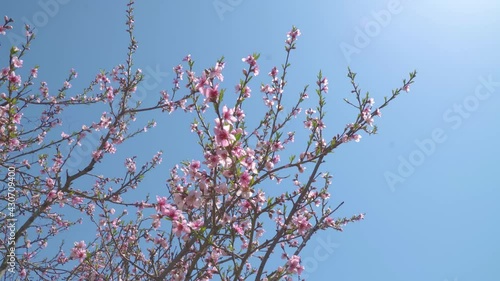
[0,2,415,280]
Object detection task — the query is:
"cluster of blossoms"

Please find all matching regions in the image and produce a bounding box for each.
[69,241,88,262]
[0,16,14,35]
[0,45,28,151]
[242,54,260,76]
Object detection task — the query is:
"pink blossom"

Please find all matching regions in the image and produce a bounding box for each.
[351,134,362,142]
[99,113,112,129]
[155,196,168,212]
[92,150,103,161]
[125,157,136,173]
[173,64,184,78]
[260,84,272,94]
[241,85,251,98]
[305,108,316,115]
[324,217,335,227]
[233,223,244,235]
[293,215,312,235]
[236,185,253,199]
[264,98,274,107]
[189,159,201,171]
[8,71,21,85]
[7,138,19,149]
[269,66,278,78]
[185,190,201,208]
[203,151,219,168]
[57,251,68,264]
[403,84,410,92]
[106,86,114,102]
[71,196,83,205]
[173,219,191,237]
[242,55,259,76]
[12,112,22,124]
[103,141,116,153]
[236,171,253,198]
[154,236,169,249]
[195,73,208,92]
[200,85,219,103]
[319,77,329,93]
[70,240,87,262]
[271,141,284,151]
[209,61,224,81]
[152,151,163,165]
[173,193,185,210]
[190,218,204,230]
[190,122,198,132]
[362,108,374,126]
[95,73,110,84]
[11,56,23,68]
[214,120,235,147]
[265,161,274,170]
[46,178,55,189]
[286,255,304,275]
[234,107,245,121]
[39,81,49,97]
[242,55,256,66]
[239,171,252,187]
[222,106,236,124]
[156,196,181,220]
[240,200,252,213]
[215,182,228,195]
[48,190,57,199]
[285,27,301,48]
[287,27,301,41]
[164,207,181,220]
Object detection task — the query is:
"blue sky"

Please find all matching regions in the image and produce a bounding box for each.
[3,1,500,280]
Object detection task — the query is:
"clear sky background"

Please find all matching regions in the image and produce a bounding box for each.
[3,1,500,280]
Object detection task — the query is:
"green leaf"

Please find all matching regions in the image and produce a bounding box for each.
[10,46,19,54]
